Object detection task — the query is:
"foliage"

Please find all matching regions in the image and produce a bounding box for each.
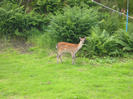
[46,6,100,44]
[100,0,133,14]
[79,27,122,57]
[30,0,94,14]
[98,13,122,34]
[31,0,64,14]
[79,28,133,57]
[116,29,133,52]
[0,2,49,38]
[0,0,133,57]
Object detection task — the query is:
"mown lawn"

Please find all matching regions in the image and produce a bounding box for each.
[0,50,133,99]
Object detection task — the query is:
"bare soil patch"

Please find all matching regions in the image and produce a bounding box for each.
[0,39,33,53]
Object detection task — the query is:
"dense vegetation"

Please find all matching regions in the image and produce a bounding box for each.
[0,0,133,57]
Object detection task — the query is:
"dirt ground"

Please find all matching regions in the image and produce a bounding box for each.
[0,39,32,53]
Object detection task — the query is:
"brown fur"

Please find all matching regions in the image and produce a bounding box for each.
[56,37,86,64]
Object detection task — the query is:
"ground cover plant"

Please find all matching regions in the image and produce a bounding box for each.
[0,49,133,99]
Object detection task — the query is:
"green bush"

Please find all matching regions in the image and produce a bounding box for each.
[1,0,133,58]
[65,0,95,7]
[46,6,100,44]
[99,13,122,34]
[116,29,133,52]
[39,5,126,56]
[0,3,49,38]
[32,0,64,14]
[79,28,133,57]
[31,0,95,14]
[79,27,122,57]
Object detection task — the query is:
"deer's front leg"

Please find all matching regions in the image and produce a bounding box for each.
[57,54,59,64]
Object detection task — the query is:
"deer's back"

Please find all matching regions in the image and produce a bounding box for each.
[57,42,78,53]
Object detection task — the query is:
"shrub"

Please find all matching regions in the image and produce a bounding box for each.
[79,28,133,57]
[98,13,122,34]
[79,27,122,57]
[0,4,49,38]
[31,0,95,14]
[41,5,125,55]
[65,0,95,7]
[31,0,64,14]
[115,29,133,52]
[46,6,100,44]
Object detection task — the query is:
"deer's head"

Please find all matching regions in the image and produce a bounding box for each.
[79,37,86,44]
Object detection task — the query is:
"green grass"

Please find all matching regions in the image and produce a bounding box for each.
[0,50,133,99]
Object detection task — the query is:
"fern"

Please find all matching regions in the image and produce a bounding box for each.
[116,29,133,52]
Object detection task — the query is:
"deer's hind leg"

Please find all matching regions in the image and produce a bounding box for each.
[72,53,76,64]
[57,53,59,64]
[57,52,63,63]
[59,55,63,63]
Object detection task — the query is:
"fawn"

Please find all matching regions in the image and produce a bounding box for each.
[56,37,86,64]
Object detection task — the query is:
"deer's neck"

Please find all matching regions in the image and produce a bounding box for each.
[77,41,84,51]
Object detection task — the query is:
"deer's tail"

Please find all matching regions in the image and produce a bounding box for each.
[56,43,58,49]
[56,44,57,49]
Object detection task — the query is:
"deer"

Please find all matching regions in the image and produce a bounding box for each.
[56,37,86,64]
